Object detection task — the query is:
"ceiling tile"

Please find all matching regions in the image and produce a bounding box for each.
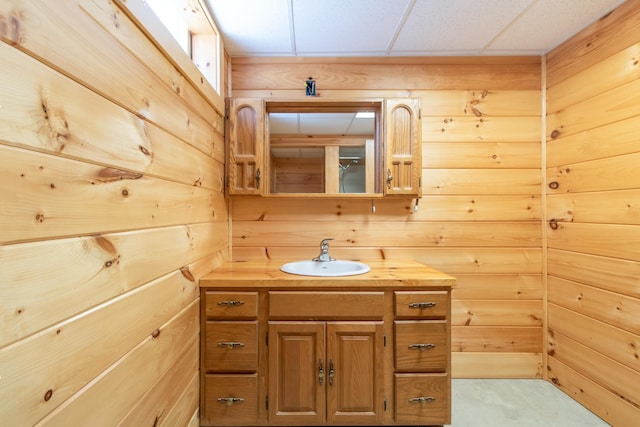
[205,0,629,57]
[487,0,627,53]
[392,0,534,55]
[292,0,412,55]
[207,0,292,55]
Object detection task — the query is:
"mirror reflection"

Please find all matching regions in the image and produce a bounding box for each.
[268,110,379,194]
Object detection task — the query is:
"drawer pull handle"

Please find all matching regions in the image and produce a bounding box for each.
[217,397,245,406]
[409,396,436,405]
[408,302,436,309]
[217,341,245,349]
[408,343,435,351]
[217,300,245,306]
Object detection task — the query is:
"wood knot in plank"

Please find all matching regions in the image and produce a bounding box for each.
[180,266,195,282]
[0,12,25,45]
[96,168,143,182]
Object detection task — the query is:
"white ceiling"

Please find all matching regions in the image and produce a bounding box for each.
[205,0,626,57]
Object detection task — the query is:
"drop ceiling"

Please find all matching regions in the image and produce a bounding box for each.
[205,0,626,57]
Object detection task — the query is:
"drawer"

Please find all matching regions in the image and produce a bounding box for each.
[395,373,449,424]
[395,321,447,372]
[269,291,384,319]
[204,291,258,319]
[395,291,448,319]
[203,374,259,425]
[204,321,258,372]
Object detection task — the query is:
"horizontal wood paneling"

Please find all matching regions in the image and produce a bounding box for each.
[452,300,543,326]
[0,144,223,245]
[0,0,227,425]
[231,60,541,91]
[424,142,541,169]
[548,304,640,372]
[453,352,542,378]
[546,3,640,420]
[547,222,640,261]
[547,357,640,427]
[229,54,543,379]
[548,332,640,413]
[35,303,200,426]
[424,169,541,195]
[117,331,199,426]
[231,247,543,274]
[0,41,223,186]
[0,0,220,155]
[546,115,640,167]
[232,196,541,221]
[451,274,543,300]
[1,267,199,424]
[160,373,201,427]
[424,116,540,142]
[547,152,640,193]
[547,248,640,298]
[419,89,541,116]
[547,190,640,225]
[232,221,541,247]
[452,326,542,352]
[0,227,225,347]
[548,276,640,335]
[547,43,640,113]
[547,79,640,139]
[546,0,640,87]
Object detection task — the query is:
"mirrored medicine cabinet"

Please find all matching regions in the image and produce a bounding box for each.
[225,98,421,198]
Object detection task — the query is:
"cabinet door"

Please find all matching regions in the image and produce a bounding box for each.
[326,322,384,424]
[227,98,264,195]
[384,98,421,196]
[268,322,325,425]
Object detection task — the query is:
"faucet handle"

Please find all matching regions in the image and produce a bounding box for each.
[320,238,334,247]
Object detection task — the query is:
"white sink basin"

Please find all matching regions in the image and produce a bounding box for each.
[280,260,370,277]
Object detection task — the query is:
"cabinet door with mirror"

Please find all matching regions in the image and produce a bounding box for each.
[226,98,421,198]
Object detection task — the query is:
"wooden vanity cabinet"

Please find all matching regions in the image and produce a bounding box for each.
[201,291,262,426]
[200,262,453,427]
[393,291,451,424]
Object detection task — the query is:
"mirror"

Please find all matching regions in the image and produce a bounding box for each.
[267,102,382,195]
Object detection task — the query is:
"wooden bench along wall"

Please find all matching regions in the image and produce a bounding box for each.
[0,0,227,425]
[229,56,545,379]
[545,1,640,425]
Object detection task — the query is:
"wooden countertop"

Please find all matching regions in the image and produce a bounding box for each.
[199,260,455,289]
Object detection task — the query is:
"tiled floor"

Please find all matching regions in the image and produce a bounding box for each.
[450,379,611,426]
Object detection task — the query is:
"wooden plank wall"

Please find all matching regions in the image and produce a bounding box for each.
[0,0,227,425]
[229,56,544,378]
[545,1,640,425]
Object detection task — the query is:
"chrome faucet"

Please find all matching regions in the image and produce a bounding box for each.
[313,238,335,262]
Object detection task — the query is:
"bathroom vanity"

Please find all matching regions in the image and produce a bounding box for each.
[199,260,455,426]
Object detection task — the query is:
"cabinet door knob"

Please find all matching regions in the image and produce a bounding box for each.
[386,168,393,189]
[408,343,435,351]
[217,397,245,406]
[217,341,245,349]
[409,396,436,405]
[318,359,324,385]
[408,302,436,309]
